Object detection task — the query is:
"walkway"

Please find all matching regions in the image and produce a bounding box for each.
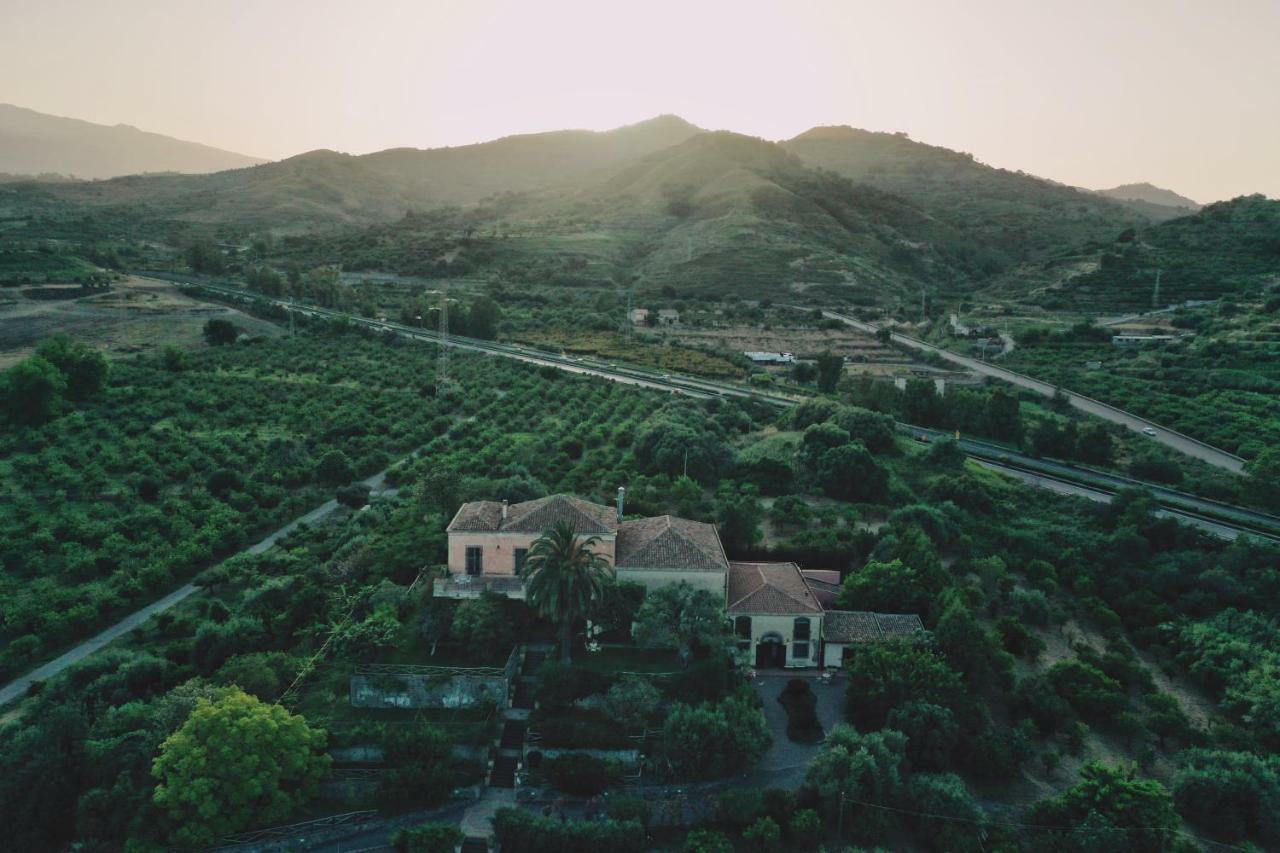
[0,471,396,707]
[748,671,845,790]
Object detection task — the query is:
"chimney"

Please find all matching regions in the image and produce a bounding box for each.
[501,499,509,522]
[616,487,626,523]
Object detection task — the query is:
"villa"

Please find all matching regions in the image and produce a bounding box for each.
[440,491,922,668]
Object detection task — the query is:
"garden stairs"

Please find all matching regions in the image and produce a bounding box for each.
[463,643,553,844]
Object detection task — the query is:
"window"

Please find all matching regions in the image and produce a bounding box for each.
[792,618,811,661]
[734,616,752,650]
[465,546,483,575]
[513,548,529,575]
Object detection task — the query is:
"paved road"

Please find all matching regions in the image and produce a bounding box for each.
[173,279,1273,537]
[819,310,1245,474]
[0,471,394,708]
[974,460,1257,542]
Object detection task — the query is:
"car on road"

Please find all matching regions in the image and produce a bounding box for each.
[1142,427,1158,437]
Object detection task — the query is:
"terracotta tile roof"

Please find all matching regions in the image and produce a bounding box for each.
[876,613,926,638]
[822,611,926,643]
[616,516,728,572]
[800,571,841,608]
[822,610,882,643]
[447,501,505,532]
[447,494,618,535]
[502,495,617,535]
[727,562,824,615]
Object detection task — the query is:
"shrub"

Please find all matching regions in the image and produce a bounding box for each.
[390,822,464,853]
[491,808,643,853]
[716,787,764,828]
[743,816,781,849]
[601,675,661,728]
[315,449,355,486]
[886,701,958,771]
[544,753,623,796]
[790,808,823,846]
[661,690,770,779]
[683,828,733,853]
[336,482,372,507]
[777,679,823,743]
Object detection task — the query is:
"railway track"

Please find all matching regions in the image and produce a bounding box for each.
[167,278,1280,544]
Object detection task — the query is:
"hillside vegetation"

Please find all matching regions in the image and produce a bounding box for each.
[1026,195,1280,310]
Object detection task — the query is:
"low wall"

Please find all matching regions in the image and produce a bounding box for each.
[349,672,507,709]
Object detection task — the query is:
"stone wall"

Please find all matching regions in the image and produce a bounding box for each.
[349,672,507,709]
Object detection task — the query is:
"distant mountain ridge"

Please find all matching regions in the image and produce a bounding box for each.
[1096,182,1201,211]
[0,104,264,179]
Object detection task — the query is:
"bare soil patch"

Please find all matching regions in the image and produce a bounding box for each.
[0,276,283,367]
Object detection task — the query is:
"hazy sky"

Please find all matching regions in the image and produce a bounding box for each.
[2,0,1277,201]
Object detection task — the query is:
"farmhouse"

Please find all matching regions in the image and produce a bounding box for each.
[440,492,922,668]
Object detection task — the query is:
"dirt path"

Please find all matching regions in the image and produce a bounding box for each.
[0,471,396,708]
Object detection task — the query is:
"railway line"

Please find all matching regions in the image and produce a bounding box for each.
[169,278,1280,544]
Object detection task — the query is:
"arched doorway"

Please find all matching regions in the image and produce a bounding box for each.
[755,632,786,669]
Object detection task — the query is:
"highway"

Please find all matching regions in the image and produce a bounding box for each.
[818,309,1246,474]
[173,278,1278,543]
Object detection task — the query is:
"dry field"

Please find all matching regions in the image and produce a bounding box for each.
[638,323,941,377]
[0,276,283,367]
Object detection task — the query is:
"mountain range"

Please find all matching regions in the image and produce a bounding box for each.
[0,104,264,180]
[1,108,1272,308]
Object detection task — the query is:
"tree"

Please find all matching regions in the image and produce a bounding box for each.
[1,355,66,425]
[523,520,612,663]
[633,581,726,665]
[886,701,959,771]
[1030,761,1178,853]
[467,295,502,340]
[813,442,889,503]
[836,558,939,615]
[805,725,907,839]
[1173,749,1280,843]
[1243,448,1280,512]
[160,344,189,372]
[36,334,108,400]
[815,351,844,393]
[983,388,1023,443]
[903,773,986,852]
[315,449,356,486]
[186,237,226,274]
[0,704,87,851]
[843,639,964,730]
[716,486,763,552]
[451,591,514,660]
[151,689,330,847]
[661,691,770,778]
[203,318,239,346]
[379,725,454,808]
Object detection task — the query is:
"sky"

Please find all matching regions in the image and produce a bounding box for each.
[1,0,1277,202]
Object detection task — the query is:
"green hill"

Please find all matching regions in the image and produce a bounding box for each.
[1019,194,1280,310]
[4,116,704,234]
[782,126,1146,264]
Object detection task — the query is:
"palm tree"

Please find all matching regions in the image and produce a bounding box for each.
[523,520,612,664]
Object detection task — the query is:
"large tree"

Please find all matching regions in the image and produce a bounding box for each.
[151,689,330,846]
[523,520,612,663]
[633,580,726,665]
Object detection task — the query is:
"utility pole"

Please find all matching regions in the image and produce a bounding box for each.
[436,285,451,395]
